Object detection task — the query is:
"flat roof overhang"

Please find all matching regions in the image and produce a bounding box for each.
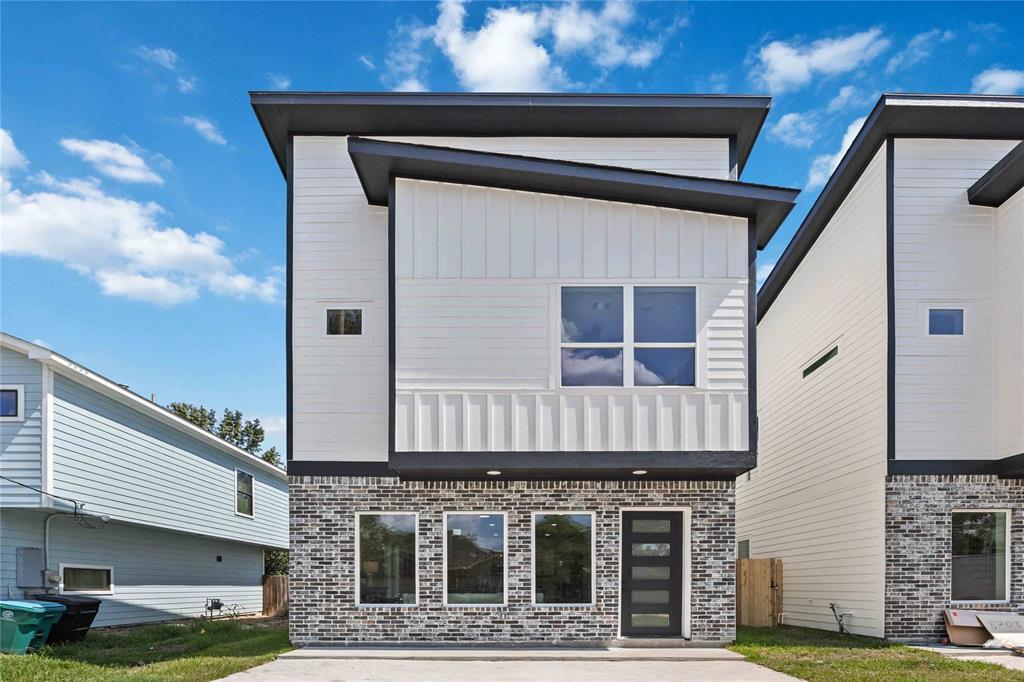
[389,451,757,481]
[968,141,1024,207]
[348,136,799,248]
[250,91,772,178]
[758,93,1024,322]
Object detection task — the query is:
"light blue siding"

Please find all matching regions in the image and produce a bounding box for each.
[1,508,264,626]
[50,374,288,548]
[0,347,43,506]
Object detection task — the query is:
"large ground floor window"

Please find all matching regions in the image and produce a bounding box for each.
[533,512,594,605]
[357,513,417,605]
[444,512,507,606]
[951,510,1009,602]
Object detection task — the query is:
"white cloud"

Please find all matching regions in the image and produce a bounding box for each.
[752,28,891,93]
[827,85,858,112]
[695,71,730,94]
[59,138,163,184]
[266,72,291,89]
[134,46,179,70]
[1,129,27,171]
[971,67,1024,95]
[561,351,622,386]
[258,415,287,436]
[177,76,198,93]
[180,116,228,146]
[1,133,280,306]
[807,117,866,188]
[756,262,776,288]
[769,112,820,148]
[885,29,954,74]
[385,0,678,93]
[357,56,376,71]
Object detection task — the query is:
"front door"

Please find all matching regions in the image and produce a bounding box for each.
[621,511,684,637]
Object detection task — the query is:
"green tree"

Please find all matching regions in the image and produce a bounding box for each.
[168,403,217,432]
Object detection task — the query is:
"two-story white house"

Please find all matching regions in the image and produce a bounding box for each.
[0,333,289,626]
[737,94,1023,641]
[252,92,798,644]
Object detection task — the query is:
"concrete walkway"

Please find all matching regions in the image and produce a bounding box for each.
[220,647,800,681]
[913,645,1024,672]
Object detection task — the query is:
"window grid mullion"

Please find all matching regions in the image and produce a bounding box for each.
[624,284,634,388]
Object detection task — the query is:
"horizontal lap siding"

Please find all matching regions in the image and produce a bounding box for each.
[995,187,1024,457]
[0,347,42,506]
[0,508,264,626]
[736,146,888,637]
[893,138,1019,461]
[394,179,748,453]
[50,374,287,548]
[293,136,735,463]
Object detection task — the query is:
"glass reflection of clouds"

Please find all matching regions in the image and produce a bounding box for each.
[634,287,695,343]
[561,348,623,386]
[634,348,695,386]
[561,287,623,342]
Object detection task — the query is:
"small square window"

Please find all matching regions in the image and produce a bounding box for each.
[327,308,362,336]
[0,389,18,418]
[62,566,112,593]
[929,308,964,336]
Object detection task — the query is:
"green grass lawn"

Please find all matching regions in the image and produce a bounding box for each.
[0,617,291,682]
[731,625,1024,681]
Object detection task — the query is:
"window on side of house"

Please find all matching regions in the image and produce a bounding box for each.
[802,345,839,378]
[357,513,417,605]
[326,308,363,336]
[951,511,1009,602]
[928,308,964,336]
[0,385,23,421]
[737,539,750,560]
[559,286,697,388]
[445,512,506,606]
[236,470,254,517]
[533,513,594,606]
[62,565,113,593]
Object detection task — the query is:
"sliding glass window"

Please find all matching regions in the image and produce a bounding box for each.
[533,513,595,605]
[445,512,506,606]
[357,513,417,605]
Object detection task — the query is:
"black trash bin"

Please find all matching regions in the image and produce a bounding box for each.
[30,594,102,644]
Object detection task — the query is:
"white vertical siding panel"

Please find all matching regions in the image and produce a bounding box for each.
[609,395,631,451]
[728,218,748,278]
[607,204,633,278]
[535,195,560,278]
[635,395,657,450]
[655,210,681,277]
[585,396,609,451]
[465,395,487,450]
[681,394,704,451]
[441,394,463,451]
[631,206,656,277]
[513,395,536,450]
[416,394,439,450]
[680,211,704,278]
[705,394,729,450]
[395,179,415,279]
[995,186,1024,457]
[461,189,487,277]
[438,184,464,278]
[658,395,681,451]
[703,215,730,278]
[486,190,512,278]
[736,145,889,638]
[561,396,585,450]
[509,193,536,278]
[395,394,414,452]
[558,198,584,278]
[583,201,609,278]
[537,395,559,450]
[490,395,513,451]
[413,182,439,278]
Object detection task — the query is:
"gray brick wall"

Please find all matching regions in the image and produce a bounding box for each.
[885,475,1024,641]
[289,476,736,645]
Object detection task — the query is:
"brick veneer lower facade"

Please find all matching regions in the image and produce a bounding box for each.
[288,476,736,645]
[885,475,1024,641]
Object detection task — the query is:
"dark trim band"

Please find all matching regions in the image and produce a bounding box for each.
[288,460,394,477]
[886,136,896,461]
[888,453,1024,477]
[285,135,294,461]
[968,141,1024,207]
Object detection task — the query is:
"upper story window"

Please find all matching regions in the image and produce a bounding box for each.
[236,470,254,517]
[928,308,964,336]
[560,286,696,388]
[326,308,363,336]
[0,385,24,422]
[951,511,1008,602]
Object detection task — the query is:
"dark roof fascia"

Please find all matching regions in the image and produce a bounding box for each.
[249,91,772,178]
[968,141,1024,207]
[758,94,1024,323]
[347,136,799,248]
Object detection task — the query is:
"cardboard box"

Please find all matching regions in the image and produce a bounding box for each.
[944,609,1021,647]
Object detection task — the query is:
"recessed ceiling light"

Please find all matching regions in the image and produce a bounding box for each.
[486,470,501,476]
[632,469,648,475]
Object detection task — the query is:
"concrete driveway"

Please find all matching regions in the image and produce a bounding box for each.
[220,648,799,681]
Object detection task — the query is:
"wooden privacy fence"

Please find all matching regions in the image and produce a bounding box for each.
[736,558,782,627]
[263,575,288,617]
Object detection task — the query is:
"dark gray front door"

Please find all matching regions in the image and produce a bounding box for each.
[621,511,684,637]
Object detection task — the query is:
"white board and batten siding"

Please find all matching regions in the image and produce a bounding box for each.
[0,346,44,506]
[291,135,737,462]
[0,508,264,627]
[995,185,1024,458]
[893,138,1021,461]
[393,178,749,454]
[736,145,889,638]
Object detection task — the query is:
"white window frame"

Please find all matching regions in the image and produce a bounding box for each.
[531,511,597,607]
[354,511,419,607]
[557,284,700,390]
[921,301,971,342]
[0,384,25,422]
[60,563,114,595]
[950,508,1011,605]
[443,511,508,608]
[322,303,366,339]
[234,468,255,518]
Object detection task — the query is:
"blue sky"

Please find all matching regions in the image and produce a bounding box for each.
[2,1,1022,455]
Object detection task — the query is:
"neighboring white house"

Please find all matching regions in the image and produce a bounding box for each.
[0,333,289,627]
[252,92,799,644]
[737,94,1024,640]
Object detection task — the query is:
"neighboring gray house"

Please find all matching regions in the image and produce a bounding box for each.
[0,333,289,627]
[252,92,799,644]
[737,94,1023,640]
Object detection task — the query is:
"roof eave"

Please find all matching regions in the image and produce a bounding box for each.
[968,141,1024,207]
